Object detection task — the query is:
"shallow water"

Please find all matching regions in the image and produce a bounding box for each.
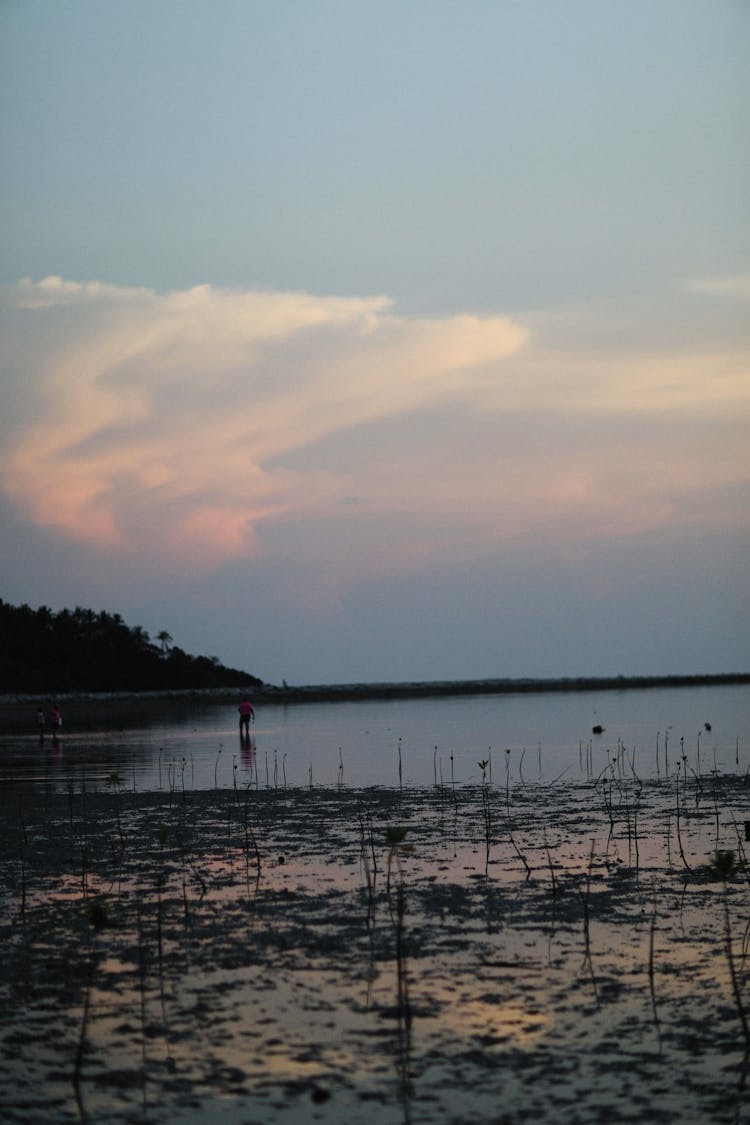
[1,682,748,792]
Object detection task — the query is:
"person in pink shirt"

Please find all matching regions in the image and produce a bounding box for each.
[238,697,255,736]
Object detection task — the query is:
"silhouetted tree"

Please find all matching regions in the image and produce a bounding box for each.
[0,598,262,694]
[156,630,173,655]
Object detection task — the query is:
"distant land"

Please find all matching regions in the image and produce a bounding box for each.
[0,599,262,695]
[1,598,747,705]
[256,673,750,704]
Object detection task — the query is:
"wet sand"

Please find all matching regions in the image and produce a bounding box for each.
[1,771,749,1123]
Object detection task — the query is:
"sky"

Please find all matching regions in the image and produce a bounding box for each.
[1,0,748,685]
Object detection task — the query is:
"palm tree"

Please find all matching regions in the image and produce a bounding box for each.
[156,630,173,655]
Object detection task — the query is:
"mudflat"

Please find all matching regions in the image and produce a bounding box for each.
[1,771,749,1123]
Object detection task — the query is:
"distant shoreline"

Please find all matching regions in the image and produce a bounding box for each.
[1,671,747,710]
[257,671,750,703]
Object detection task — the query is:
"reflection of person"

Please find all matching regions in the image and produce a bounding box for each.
[241,734,256,770]
[238,697,255,736]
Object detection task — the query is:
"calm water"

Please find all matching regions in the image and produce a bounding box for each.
[1,683,748,792]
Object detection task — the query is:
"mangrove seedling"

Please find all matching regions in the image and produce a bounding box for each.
[358,810,377,925]
[242,789,261,896]
[580,839,600,1009]
[648,890,662,1056]
[711,849,750,1061]
[674,760,694,875]
[543,828,559,899]
[478,759,492,877]
[501,765,531,880]
[385,826,414,901]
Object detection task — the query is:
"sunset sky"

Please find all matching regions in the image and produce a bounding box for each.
[1,1,748,685]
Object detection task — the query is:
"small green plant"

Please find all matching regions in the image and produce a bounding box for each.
[386,825,409,848]
[710,849,737,881]
[87,897,112,930]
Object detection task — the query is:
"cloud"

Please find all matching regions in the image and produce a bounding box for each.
[11,275,153,308]
[1,277,747,597]
[0,278,528,568]
[683,274,750,300]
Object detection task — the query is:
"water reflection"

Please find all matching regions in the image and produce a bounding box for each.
[4,772,750,1123]
[240,732,256,772]
[0,683,748,793]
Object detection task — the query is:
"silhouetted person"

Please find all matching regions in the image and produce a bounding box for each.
[238,697,255,736]
[51,704,62,741]
[37,707,45,741]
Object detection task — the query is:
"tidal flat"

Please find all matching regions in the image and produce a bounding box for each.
[1,769,749,1123]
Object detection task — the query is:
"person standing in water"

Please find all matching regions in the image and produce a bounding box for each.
[37,707,45,740]
[238,697,255,737]
[51,704,62,740]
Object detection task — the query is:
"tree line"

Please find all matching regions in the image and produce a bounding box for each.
[0,599,262,694]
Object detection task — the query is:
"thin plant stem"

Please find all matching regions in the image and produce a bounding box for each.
[648,890,662,1056]
[580,839,600,1009]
